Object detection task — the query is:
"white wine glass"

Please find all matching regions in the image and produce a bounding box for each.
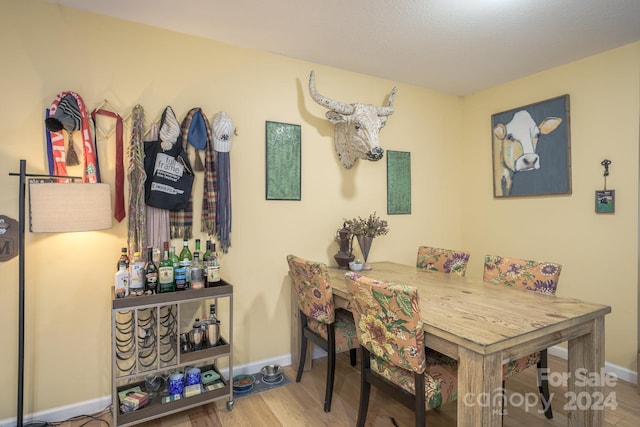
[145,373,162,399]
[161,369,175,396]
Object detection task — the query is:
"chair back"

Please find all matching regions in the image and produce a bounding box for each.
[416,246,470,276]
[346,272,426,374]
[287,255,335,324]
[483,255,562,294]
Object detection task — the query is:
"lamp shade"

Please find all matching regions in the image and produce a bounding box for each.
[29,182,112,232]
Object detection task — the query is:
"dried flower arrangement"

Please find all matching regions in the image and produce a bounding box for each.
[343,211,389,238]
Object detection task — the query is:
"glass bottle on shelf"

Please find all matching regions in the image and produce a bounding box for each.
[178,239,193,289]
[158,242,175,293]
[116,247,130,271]
[190,251,205,290]
[206,242,221,286]
[129,251,145,296]
[144,246,159,294]
[174,239,192,291]
[114,261,129,298]
[202,240,212,283]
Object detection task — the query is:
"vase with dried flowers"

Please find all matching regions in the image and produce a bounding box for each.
[342,212,389,270]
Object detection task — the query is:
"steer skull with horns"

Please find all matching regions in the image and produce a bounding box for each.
[309,70,398,169]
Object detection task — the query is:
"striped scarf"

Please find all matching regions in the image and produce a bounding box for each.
[46,91,98,183]
[170,108,213,239]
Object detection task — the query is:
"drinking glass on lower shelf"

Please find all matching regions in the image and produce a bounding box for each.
[160,369,175,396]
[145,374,162,399]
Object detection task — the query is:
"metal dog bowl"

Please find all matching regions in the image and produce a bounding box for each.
[260,364,283,381]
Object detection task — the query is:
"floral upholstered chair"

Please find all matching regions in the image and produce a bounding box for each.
[345,272,458,427]
[416,246,471,277]
[483,254,562,419]
[286,255,358,412]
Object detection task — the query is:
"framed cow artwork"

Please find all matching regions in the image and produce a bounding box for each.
[491,95,571,197]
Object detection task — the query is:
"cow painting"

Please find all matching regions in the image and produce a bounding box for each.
[492,96,571,197]
[309,70,397,169]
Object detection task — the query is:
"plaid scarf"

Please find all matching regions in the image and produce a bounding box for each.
[170,108,214,239]
[46,91,98,182]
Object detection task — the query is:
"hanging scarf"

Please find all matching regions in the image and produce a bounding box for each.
[211,112,234,253]
[45,91,99,183]
[128,105,147,256]
[171,108,216,237]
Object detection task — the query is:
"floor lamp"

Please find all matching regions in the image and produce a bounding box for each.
[10,159,112,427]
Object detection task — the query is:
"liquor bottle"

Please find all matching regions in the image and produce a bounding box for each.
[206,242,221,286]
[178,239,193,289]
[114,261,129,298]
[129,251,145,296]
[202,240,212,283]
[158,242,175,293]
[206,304,220,347]
[116,247,130,271]
[190,251,205,290]
[144,246,159,294]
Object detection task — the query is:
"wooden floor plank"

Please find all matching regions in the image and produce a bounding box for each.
[58,353,639,426]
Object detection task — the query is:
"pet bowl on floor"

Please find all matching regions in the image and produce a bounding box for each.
[233,374,255,393]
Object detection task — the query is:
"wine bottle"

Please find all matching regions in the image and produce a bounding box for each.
[158,242,175,293]
[203,240,212,285]
[190,251,205,290]
[116,247,130,271]
[129,251,145,296]
[178,239,193,289]
[174,239,192,291]
[144,246,159,294]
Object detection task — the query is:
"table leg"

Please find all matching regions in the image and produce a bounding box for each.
[457,347,503,427]
[567,316,605,427]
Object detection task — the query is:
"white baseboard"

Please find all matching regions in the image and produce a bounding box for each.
[548,345,638,385]
[0,396,112,427]
[3,347,634,426]
[0,355,295,427]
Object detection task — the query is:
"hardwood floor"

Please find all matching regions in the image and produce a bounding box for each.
[61,353,639,426]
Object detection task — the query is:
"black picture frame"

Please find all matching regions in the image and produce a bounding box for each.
[595,190,615,214]
[265,121,301,200]
[386,150,411,215]
[492,94,571,198]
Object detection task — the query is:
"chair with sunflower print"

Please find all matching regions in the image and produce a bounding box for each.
[483,254,562,419]
[416,246,471,276]
[345,272,458,427]
[287,255,358,412]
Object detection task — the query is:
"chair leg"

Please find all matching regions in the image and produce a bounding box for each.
[502,379,506,423]
[537,349,553,419]
[350,348,357,366]
[324,324,336,412]
[414,372,426,427]
[356,347,371,427]
[296,312,308,383]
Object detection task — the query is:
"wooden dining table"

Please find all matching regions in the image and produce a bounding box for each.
[290,261,612,427]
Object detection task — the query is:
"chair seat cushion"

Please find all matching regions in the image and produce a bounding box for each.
[370,349,458,409]
[503,351,540,379]
[307,309,359,353]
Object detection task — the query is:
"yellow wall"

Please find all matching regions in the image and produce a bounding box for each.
[0,1,464,418]
[0,0,638,420]
[461,43,640,370]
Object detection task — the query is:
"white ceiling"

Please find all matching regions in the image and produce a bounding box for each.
[51,0,640,96]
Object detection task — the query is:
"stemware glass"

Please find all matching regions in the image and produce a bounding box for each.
[144,373,162,399]
[160,369,175,396]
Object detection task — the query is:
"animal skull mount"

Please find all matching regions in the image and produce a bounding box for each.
[308,70,398,169]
